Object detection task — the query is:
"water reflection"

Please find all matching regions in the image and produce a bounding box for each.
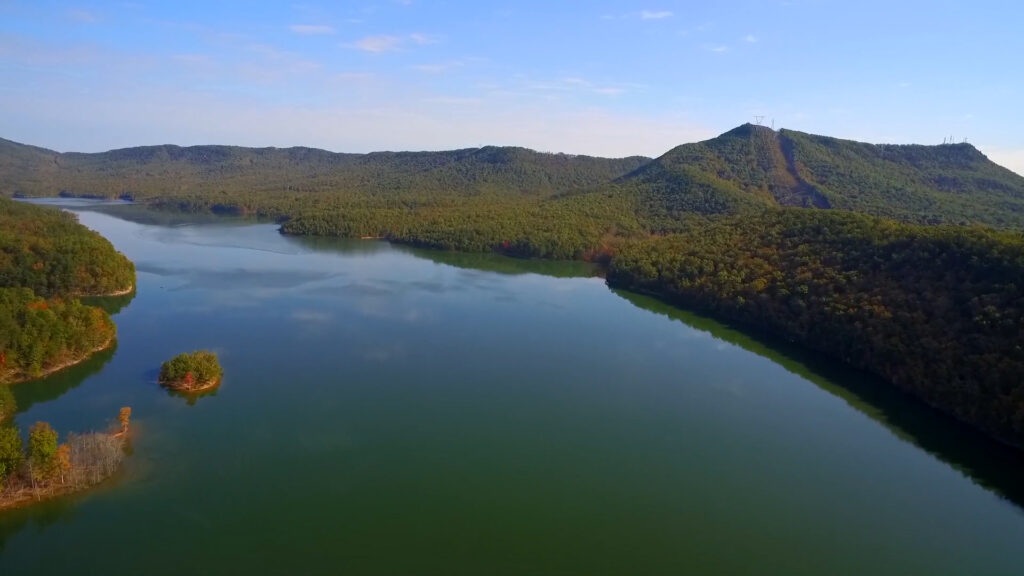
[11,343,118,415]
[163,384,221,406]
[283,234,396,256]
[81,289,137,316]
[613,289,1024,509]
[0,494,79,553]
[289,233,600,279]
[77,203,260,228]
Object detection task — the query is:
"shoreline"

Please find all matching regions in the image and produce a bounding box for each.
[1,286,131,385]
[3,337,115,385]
[97,285,134,297]
[0,429,129,513]
[0,482,90,513]
[76,284,135,298]
[159,377,221,393]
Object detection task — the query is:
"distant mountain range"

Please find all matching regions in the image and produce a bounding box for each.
[3,124,1023,229]
[0,137,649,202]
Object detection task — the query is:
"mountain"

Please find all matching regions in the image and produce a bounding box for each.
[0,137,650,204]
[4,126,1023,229]
[612,124,1024,230]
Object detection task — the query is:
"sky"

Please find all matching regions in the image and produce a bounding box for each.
[1,1,1021,174]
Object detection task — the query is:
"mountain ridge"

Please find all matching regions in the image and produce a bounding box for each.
[3,124,1024,231]
[609,123,1024,230]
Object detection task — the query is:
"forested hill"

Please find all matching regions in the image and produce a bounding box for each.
[613,124,1024,230]
[0,137,650,202]
[0,198,135,296]
[0,197,135,383]
[606,210,1024,449]
[5,125,1022,230]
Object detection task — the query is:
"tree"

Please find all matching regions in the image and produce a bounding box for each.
[55,443,71,484]
[160,351,222,391]
[118,406,131,435]
[28,421,58,484]
[0,426,22,487]
[0,385,14,423]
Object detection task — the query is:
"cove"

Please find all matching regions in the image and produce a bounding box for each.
[1,203,1023,575]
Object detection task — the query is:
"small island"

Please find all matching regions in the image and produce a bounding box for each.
[159,350,223,392]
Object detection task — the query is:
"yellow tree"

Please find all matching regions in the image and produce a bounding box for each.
[56,444,71,485]
[118,407,132,435]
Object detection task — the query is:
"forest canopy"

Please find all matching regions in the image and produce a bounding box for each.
[159,350,223,391]
[0,197,134,383]
[606,210,1024,448]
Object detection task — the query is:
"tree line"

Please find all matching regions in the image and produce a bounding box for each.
[606,209,1024,448]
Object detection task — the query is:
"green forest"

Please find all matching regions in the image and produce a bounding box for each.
[2,125,1024,449]
[159,350,223,391]
[606,210,1024,448]
[0,197,135,383]
[0,197,135,296]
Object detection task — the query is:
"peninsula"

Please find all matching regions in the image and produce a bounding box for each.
[0,197,136,384]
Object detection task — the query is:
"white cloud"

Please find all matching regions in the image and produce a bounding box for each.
[743,34,758,43]
[348,35,402,53]
[413,61,463,73]
[707,45,729,53]
[409,33,440,45]
[641,10,673,20]
[346,33,438,53]
[289,24,335,36]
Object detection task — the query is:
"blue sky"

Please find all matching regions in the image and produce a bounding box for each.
[1,1,1021,173]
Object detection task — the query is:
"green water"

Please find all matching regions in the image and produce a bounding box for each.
[2,206,1023,575]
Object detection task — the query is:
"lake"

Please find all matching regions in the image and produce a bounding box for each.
[2,202,1023,575]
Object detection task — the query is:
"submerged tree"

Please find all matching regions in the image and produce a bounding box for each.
[118,407,131,435]
[66,432,125,486]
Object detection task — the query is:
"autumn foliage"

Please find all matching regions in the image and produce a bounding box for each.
[0,408,130,505]
[159,350,223,391]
